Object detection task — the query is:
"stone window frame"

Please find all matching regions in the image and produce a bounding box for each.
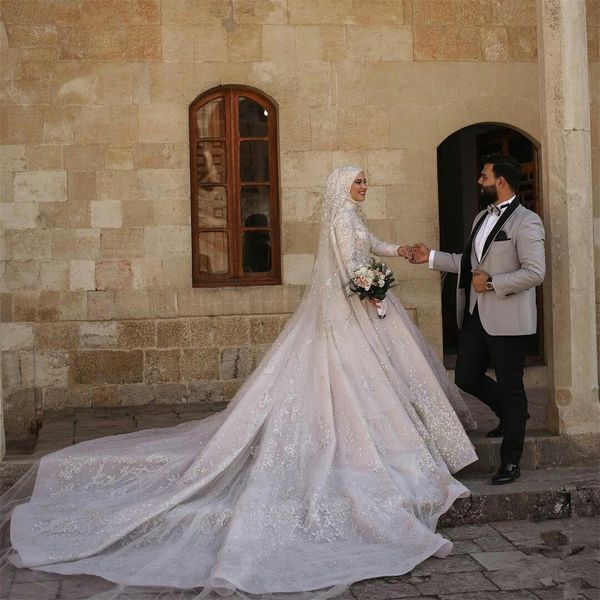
[189,85,282,288]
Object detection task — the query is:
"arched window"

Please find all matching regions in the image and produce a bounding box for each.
[190,86,281,287]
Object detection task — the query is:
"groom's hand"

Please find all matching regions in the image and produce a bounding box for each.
[410,243,430,264]
[472,270,490,292]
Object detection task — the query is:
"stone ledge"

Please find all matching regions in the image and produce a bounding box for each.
[442,466,600,526]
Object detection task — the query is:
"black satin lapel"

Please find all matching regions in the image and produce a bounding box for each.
[480,201,521,261]
[459,211,487,289]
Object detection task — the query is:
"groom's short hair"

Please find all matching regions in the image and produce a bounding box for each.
[483,154,521,193]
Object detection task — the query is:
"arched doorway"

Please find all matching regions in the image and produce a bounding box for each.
[436,123,544,368]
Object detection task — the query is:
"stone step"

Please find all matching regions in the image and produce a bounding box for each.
[464,431,600,474]
[443,466,600,526]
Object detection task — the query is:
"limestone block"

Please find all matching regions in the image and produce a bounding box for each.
[87,290,115,320]
[131,257,163,289]
[282,222,320,254]
[228,25,261,62]
[2,352,21,390]
[34,350,70,387]
[52,229,100,260]
[95,259,133,291]
[14,171,67,202]
[220,347,255,380]
[188,380,224,403]
[282,253,314,285]
[262,25,295,63]
[91,200,122,229]
[481,28,509,62]
[296,25,347,62]
[105,146,134,170]
[69,260,96,291]
[145,349,181,383]
[3,389,36,439]
[132,63,151,106]
[137,168,188,201]
[149,288,178,318]
[74,107,111,144]
[161,257,191,288]
[25,145,63,171]
[67,170,96,206]
[97,170,137,202]
[117,383,155,406]
[1,294,14,323]
[10,292,41,322]
[281,188,307,222]
[100,227,145,259]
[278,105,311,151]
[223,379,243,399]
[109,105,139,145]
[162,25,195,62]
[396,219,439,247]
[73,350,144,384]
[0,323,33,351]
[189,318,212,346]
[280,151,331,188]
[366,149,405,185]
[114,289,150,319]
[0,202,39,230]
[138,105,188,144]
[157,319,190,348]
[153,382,188,404]
[144,226,190,258]
[117,320,156,348]
[211,316,250,346]
[134,143,188,169]
[8,229,52,260]
[181,347,220,380]
[41,105,79,143]
[389,104,440,148]
[44,385,94,409]
[35,322,79,350]
[347,25,412,61]
[79,322,118,349]
[0,145,26,171]
[58,291,87,321]
[288,1,350,24]
[2,260,40,292]
[64,144,104,171]
[249,315,284,344]
[0,106,44,144]
[127,24,161,61]
[152,197,190,226]
[507,27,537,61]
[122,200,155,227]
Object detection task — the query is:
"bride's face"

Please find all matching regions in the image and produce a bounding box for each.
[350,171,368,202]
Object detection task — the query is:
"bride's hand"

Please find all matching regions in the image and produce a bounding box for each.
[368,298,381,308]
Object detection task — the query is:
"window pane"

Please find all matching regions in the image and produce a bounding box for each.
[198,231,228,274]
[197,141,226,184]
[241,187,270,227]
[242,231,272,273]
[196,98,224,138]
[240,141,269,182]
[239,97,268,137]
[198,186,227,228]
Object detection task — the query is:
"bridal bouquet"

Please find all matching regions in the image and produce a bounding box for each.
[348,259,397,317]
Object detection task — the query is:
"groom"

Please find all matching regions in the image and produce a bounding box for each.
[409,155,545,485]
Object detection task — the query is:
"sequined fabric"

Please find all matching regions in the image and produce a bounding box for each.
[7,166,477,598]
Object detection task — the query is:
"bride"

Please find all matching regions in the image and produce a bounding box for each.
[2,166,477,599]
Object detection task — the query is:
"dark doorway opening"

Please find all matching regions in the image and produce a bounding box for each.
[437,123,544,368]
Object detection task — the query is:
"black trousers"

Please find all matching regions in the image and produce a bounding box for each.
[455,305,529,466]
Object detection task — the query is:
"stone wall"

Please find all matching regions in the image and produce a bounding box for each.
[0,0,564,440]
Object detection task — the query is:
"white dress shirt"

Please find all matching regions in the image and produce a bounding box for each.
[429,195,516,268]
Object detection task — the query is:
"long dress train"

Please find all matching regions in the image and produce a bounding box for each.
[2,166,477,599]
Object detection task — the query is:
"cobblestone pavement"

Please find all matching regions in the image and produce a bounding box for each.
[1,517,598,600]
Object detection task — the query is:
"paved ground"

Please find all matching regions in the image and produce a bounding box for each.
[1,517,598,599]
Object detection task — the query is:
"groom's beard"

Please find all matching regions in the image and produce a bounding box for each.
[480,184,498,204]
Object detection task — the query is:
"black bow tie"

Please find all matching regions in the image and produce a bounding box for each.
[487,201,511,217]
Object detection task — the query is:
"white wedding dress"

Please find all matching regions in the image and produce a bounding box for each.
[2,166,477,600]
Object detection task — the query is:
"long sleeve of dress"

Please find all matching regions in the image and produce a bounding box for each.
[369,232,400,257]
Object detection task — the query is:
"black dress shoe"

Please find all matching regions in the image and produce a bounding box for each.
[491,464,520,485]
[486,423,504,438]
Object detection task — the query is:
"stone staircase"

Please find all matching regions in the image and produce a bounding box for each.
[2,389,599,526]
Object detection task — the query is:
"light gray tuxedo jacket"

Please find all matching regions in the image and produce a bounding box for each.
[432,202,546,336]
